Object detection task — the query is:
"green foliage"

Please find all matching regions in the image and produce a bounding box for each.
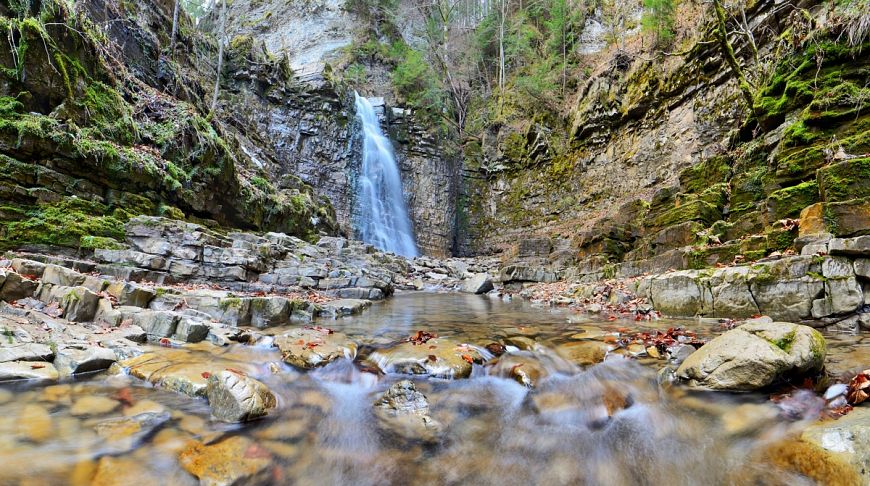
[390,44,444,122]
[642,0,676,48]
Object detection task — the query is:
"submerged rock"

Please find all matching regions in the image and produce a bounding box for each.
[206,370,277,423]
[676,321,825,391]
[800,406,870,484]
[178,435,273,486]
[373,380,443,443]
[555,340,612,366]
[93,412,172,455]
[369,337,484,379]
[274,327,357,369]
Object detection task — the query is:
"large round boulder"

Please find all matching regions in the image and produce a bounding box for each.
[368,336,484,379]
[676,321,826,391]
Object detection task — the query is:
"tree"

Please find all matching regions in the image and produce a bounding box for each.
[642,0,675,48]
[210,0,226,113]
[712,0,756,116]
[602,0,634,50]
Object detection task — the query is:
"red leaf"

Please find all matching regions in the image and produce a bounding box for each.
[461,354,474,364]
[158,337,172,347]
[201,372,211,379]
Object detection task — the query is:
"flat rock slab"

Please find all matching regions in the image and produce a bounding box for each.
[275,327,357,369]
[676,321,826,391]
[118,349,261,398]
[369,337,485,379]
[0,343,54,363]
[0,361,58,382]
[316,299,371,318]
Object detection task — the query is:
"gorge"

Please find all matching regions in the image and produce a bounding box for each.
[0,0,868,484]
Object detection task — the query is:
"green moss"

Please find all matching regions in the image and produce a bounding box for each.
[79,235,124,250]
[1,197,125,249]
[817,157,870,202]
[678,156,731,194]
[768,329,797,353]
[765,181,819,220]
[218,297,242,310]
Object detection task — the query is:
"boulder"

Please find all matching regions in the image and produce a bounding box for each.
[172,316,211,343]
[369,337,484,379]
[676,322,825,391]
[206,370,277,423]
[461,273,494,294]
[555,340,612,366]
[275,327,357,369]
[499,264,558,283]
[373,380,443,443]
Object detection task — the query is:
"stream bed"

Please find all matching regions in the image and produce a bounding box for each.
[0,292,867,485]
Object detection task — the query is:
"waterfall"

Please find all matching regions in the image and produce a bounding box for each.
[353,92,419,258]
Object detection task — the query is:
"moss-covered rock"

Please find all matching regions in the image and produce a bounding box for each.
[818,157,870,203]
[765,181,819,222]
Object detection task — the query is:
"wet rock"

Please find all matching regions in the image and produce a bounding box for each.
[488,352,551,387]
[800,406,870,483]
[0,361,58,382]
[91,456,169,486]
[106,281,156,308]
[275,327,357,369]
[17,403,53,443]
[0,343,54,363]
[316,298,371,318]
[555,340,612,366]
[676,322,826,391]
[119,350,258,398]
[206,370,277,423]
[461,273,494,294]
[93,412,172,454]
[373,380,443,443]
[54,345,118,377]
[70,396,120,417]
[369,337,484,379]
[178,435,273,486]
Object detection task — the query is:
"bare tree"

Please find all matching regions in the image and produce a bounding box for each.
[210,0,226,113]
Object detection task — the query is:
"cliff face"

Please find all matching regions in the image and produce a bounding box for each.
[456,0,869,280]
[0,0,337,251]
[212,0,459,257]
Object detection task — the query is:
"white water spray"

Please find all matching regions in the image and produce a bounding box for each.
[353,92,418,257]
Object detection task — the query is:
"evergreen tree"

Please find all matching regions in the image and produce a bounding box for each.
[642,0,676,48]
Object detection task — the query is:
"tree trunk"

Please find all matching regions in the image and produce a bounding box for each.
[713,0,756,116]
[211,0,226,113]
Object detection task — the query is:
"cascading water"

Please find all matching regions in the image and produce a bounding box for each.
[353,92,419,257]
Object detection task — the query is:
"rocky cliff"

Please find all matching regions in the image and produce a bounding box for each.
[457,0,868,282]
[0,0,339,253]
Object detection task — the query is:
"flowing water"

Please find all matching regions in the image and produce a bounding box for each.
[352,93,418,258]
[0,293,867,485]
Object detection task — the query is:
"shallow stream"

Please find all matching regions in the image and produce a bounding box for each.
[0,293,866,485]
